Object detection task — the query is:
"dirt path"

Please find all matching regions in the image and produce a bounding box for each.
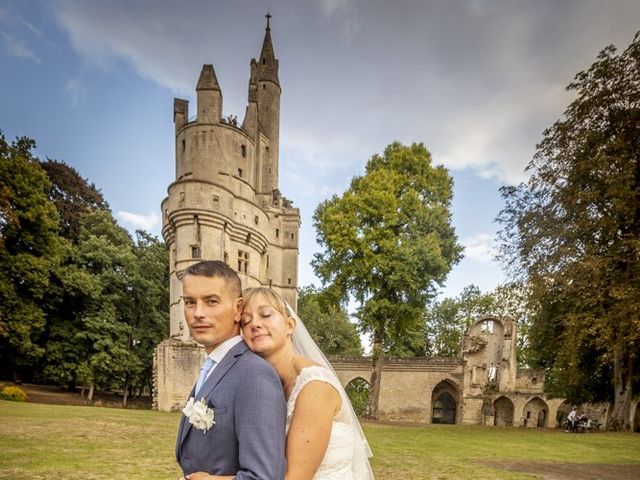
[479,460,640,480]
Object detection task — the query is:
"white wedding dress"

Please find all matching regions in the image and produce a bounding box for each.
[286,365,358,480]
[287,302,374,479]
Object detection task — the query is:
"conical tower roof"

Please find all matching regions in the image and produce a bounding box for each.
[256,13,279,85]
[196,64,221,91]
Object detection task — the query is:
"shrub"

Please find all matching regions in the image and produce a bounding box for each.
[0,385,28,402]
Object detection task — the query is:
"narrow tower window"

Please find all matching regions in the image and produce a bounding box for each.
[241,144,247,158]
[238,168,243,178]
[194,215,201,242]
[275,228,279,238]
[191,245,201,259]
[238,250,249,274]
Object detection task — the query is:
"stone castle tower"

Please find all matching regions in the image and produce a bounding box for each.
[154,17,300,411]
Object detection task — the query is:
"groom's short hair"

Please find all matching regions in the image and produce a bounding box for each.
[184,260,242,298]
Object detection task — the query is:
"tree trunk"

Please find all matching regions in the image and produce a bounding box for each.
[366,329,384,420]
[607,347,634,431]
[122,380,130,408]
[87,384,94,404]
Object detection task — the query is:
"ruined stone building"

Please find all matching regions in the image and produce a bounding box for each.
[154,18,300,411]
[332,316,568,427]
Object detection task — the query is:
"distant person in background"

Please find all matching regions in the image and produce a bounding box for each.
[567,407,578,433]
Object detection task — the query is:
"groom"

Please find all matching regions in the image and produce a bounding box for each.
[175,260,286,479]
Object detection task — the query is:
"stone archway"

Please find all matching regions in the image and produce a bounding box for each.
[345,377,370,418]
[522,396,549,428]
[431,380,459,424]
[494,396,514,426]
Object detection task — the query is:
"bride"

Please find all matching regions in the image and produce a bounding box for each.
[241,287,374,480]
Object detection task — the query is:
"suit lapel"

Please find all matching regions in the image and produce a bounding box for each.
[178,340,248,450]
[176,383,197,459]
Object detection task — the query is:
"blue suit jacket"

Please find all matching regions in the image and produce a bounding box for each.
[176,340,286,479]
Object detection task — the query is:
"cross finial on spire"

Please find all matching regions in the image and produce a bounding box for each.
[266,12,272,30]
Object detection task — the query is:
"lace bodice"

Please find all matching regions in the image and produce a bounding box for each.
[286,366,356,480]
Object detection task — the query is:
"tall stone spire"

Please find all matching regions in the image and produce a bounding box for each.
[257,12,279,85]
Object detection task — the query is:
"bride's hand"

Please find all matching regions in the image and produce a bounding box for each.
[185,473,235,480]
[185,473,211,480]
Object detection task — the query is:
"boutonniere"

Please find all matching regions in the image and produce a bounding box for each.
[182,397,215,432]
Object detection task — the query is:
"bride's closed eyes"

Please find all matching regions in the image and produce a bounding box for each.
[241,306,276,326]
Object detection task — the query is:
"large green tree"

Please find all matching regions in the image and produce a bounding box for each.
[73,209,138,402]
[297,286,362,356]
[313,142,462,419]
[39,159,110,389]
[0,133,67,378]
[497,34,640,429]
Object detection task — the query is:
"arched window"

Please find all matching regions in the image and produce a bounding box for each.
[345,378,370,418]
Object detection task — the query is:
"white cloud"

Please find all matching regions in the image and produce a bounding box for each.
[2,31,40,62]
[16,15,43,37]
[281,170,336,200]
[116,211,159,231]
[462,233,497,263]
[65,78,86,107]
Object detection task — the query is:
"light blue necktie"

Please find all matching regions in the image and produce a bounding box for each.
[194,357,215,398]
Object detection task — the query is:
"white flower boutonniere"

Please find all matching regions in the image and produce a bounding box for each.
[182,397,215,432]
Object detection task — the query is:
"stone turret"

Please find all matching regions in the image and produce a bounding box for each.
[196,64,222,124]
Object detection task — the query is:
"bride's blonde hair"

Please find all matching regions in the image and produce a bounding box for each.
[242,287,290,319]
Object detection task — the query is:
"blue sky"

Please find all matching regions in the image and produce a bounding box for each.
[1,0,639,300]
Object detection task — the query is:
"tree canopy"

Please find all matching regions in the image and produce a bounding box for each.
[313,142,462,418]
[39,159,109,242]
[497,33,640,429]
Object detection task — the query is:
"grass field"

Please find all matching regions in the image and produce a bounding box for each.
[1,400,639,479]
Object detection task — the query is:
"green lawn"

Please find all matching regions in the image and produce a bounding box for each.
[1,400,639,479]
